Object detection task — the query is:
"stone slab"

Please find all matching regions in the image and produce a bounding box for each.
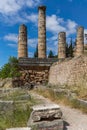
[6,127,31,130]
[28,104,62,123]
[32,103,60,111]
[19,58,58,67]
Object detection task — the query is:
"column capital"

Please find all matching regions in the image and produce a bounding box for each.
[77,26,84,29]
[38,6,46,11]
[59,32,66,35]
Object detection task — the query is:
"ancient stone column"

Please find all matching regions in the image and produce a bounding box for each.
[18,24,28,58]
[38,6,46,58]
[75,26,84,56]
[58,32,66,59]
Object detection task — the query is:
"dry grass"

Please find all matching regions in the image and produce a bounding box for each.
[34,87,87,114]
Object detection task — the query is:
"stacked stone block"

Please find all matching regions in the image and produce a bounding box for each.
[18,24,28,58]
[20,67,49,86]
[58,32,66,59]
[75,26,84,56]
[38,6,46,58]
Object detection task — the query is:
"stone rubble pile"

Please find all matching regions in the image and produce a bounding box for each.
[20,69,49,86]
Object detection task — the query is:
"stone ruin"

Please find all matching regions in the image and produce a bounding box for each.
[27,104,63,130]
[75,26,84,56]
[18,24,28,58]
[58,32,66,59]
[38,6,46,58]
[17,5,84,87]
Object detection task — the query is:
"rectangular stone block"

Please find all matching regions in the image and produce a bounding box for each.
[31,119,63,130]
[6,127,31,130]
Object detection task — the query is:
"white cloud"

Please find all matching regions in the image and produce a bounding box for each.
[66,19,77,35]
[46,15,78,55]
[8,43,17,48]
[0,0,40,15]
[46,15,78,36]
[4,33,18,42]
[4,33,38,49]
[25,13,38,24]
[47,35,58,55]
[25,0,40,8]
[0,12,38,25]
[28,52,34,57]
[3,33,18,48]
[0,0,40,25]
[0,0,20,14]
[84,29,87,34]
[46,15,66,34]
[28,38,38,48]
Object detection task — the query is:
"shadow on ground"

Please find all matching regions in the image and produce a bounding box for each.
[63,121,70,130]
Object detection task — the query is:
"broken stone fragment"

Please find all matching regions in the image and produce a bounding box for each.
[28,104,63,130]
[28,104,62,124]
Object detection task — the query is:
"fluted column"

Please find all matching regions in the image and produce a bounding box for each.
[75,26,84,56]
[58,32,66,59]
[38,6,46,58]
[18,24,28,58]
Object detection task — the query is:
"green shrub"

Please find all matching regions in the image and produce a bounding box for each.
[0,56,21,79]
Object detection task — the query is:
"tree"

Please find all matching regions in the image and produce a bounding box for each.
[66,38,74,58]
[0,57,21,79]
[66,43,69,57]
[34,45,38,58]
[53,55,58,58]
[48,50,54,58]
[68,38,73,57]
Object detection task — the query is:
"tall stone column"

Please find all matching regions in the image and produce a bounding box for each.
[38,6,46,58]
[58,32,66,59]
[18,24,28,58]
[75,26,84,56]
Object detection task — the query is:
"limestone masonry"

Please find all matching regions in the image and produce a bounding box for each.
[18,24,28,58]
[75,26,84,56]
[58,32,66,59]
[38,6,46,58]
[18,58,58,86]
[49,56,87,87]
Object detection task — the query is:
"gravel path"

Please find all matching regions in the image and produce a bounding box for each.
[30,91,87,130]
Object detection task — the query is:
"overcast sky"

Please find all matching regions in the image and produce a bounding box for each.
[0,0,87,67]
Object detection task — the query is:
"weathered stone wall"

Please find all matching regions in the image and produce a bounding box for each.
[49,56,87,87]
[17,58,58,87]
[19,66,49,86]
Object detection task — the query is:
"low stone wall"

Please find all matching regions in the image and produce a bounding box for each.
[18,66,49,87]
[49,56,87,87]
